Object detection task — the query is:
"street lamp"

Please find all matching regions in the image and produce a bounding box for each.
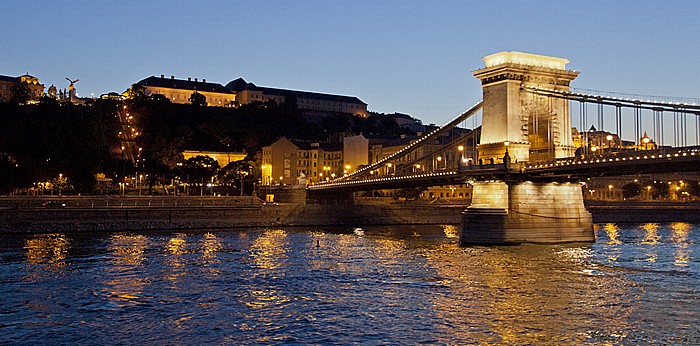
[437,156,442,170]
[606,134,613,152]
[642,136,650,150]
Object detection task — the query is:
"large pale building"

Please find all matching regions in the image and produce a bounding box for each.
[261,138,344,186]
[0,74,44,103]
[226,78,369,117]
[136,75,235,106]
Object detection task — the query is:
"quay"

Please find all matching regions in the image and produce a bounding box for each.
[0,196,467,233]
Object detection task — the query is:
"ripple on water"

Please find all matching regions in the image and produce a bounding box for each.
[0,225,698,344]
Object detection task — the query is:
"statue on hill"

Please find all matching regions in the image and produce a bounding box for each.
[66,77,79,101]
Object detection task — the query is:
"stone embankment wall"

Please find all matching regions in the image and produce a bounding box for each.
[585,200,700,223]
[0,196,466,233]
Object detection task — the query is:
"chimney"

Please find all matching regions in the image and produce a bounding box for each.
[171,75,174,79]
[203,79,206,83]
[195,78,198,82]
[161,74,164,78]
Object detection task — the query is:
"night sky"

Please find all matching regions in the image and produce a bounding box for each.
[3,1,699,126]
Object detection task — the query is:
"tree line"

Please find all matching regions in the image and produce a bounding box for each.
[0,89,410,195]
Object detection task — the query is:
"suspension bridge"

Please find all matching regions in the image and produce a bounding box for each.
[308,51,700,245]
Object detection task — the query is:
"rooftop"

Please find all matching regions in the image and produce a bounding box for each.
[482,51,569,70]
[226,78,366,105]
[137,76,231,94]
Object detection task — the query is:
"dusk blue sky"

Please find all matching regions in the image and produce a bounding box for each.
[3,1,699,125]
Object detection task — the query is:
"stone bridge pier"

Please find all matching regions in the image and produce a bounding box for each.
[461,52,593,244]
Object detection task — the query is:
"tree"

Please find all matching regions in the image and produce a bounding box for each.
[217,160,253,195]
[647,181,670,200]
[394,187,427,201]
[686,180,700,198]
[10,81,32,104]
[175,155,219,195]
[189,91,207,107]
[621,182,641,199]
[124,83,147,101]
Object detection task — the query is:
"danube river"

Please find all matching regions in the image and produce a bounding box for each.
[0,223,698,344]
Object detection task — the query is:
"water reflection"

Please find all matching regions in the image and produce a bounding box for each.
[200,232,221,275]
[244,229,291,310]
[641,223,660,263]
[421,243,638,344]
[602,223,621,262]
[24,233,69,266]
[1,224,698,345]
[249,229,288,271]
[670,222,691,267]
[165,233,189,283]
[105,233,149,305]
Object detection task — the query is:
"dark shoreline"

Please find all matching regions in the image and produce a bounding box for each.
[1,196,698,233]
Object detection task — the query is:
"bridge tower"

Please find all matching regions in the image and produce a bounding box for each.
[462,52,593,245]
[473,51,579,163]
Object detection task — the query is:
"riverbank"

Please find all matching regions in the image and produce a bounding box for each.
[0,196,467,233]
[2,196,699,233]
[585,200,700,223]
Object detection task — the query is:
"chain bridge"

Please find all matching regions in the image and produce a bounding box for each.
[309,52,700,245]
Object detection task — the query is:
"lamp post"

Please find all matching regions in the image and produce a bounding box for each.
[642,136,650,150]
[608,184,613,200]
[436,156,442,170]
[458,145,464,167]
[606,134,613,153]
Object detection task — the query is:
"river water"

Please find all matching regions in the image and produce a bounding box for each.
[0,223,698,345]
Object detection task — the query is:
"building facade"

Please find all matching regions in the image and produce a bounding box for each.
[135,75,235,106]
[226,78,368,117]
[182,150,247,168]
[0,74,44,103]
[261,138,345,186]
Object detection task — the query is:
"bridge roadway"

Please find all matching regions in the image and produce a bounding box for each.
[309,147,700,193]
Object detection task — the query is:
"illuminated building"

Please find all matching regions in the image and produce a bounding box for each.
[181,150,247,168]
[261,138,343,186]
[0,74,44,103]
[135,75,235,106]
[226,78,368,117]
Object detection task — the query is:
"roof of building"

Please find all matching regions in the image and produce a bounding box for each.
[295,141,343,151]
[0,75,17,83]
[225,78,366,105]
[137,76,231,94]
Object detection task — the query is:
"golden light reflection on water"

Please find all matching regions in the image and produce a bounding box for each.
[603,223,621,262]
[420,244,635,345]
[441,225,459,238]
[200,232,221,275]
[250,229,288,271]
[105,233,150,305]
[641,223,660,263]
[603,223,622,245]
[24,233,69,266]
[641,223,660,245]
[670,222,691,267]
[245,229,291,309]
[165,233,188,282]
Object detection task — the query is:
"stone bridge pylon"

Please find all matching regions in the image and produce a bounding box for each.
[462,52,593,245]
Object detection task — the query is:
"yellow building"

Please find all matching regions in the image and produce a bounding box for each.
[226,78,369,117]
[261,138,343,186]
[0,74,44,103]
[136,75,235,107]
[182,150,247,168]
